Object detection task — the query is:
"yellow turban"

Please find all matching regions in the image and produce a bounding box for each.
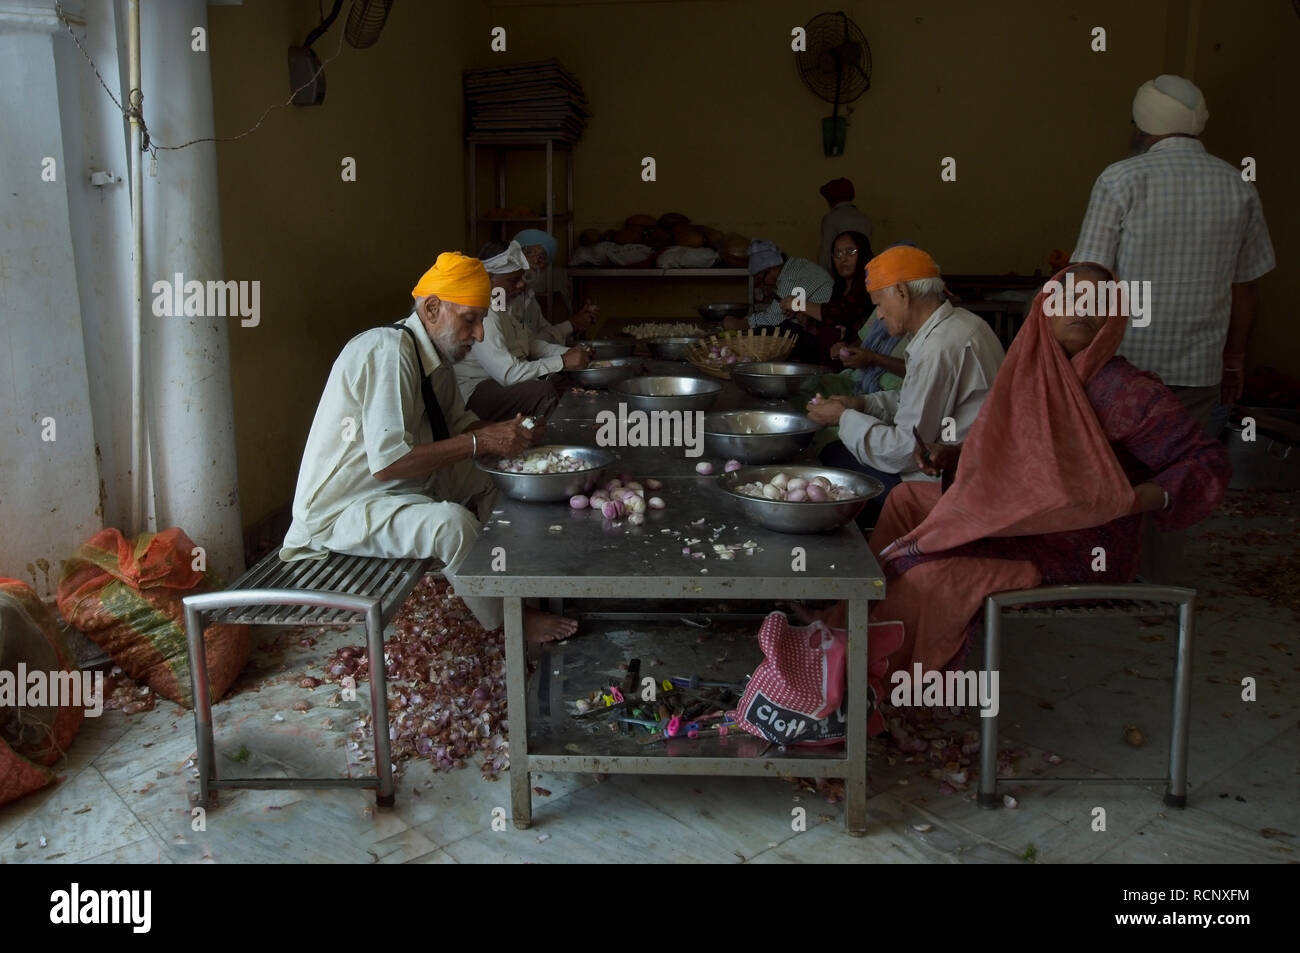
[865,246,941,293]
[411,252,490,307]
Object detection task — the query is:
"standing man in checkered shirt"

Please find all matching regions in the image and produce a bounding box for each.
[1071,74,1275,582]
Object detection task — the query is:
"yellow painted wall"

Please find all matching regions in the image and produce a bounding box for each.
[1192,0,1297,380]
[209,2,488,528]
[211,0,1293,529]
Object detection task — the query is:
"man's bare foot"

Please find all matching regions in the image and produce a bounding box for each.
[524,608,578,643]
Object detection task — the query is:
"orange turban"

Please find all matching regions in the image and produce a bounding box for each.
[864,246,941,293]
[411,252,490,307]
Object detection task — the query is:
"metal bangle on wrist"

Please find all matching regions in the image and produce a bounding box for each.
[471,432,478,458]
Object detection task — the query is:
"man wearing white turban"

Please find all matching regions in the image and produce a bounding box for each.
[454,241,590,421]
[1071,74,1275,584]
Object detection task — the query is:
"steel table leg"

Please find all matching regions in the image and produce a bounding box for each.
[365,601,396,807]
[184,603,216,807]
[504,597,532,828]
[978,597,1001,809]
[844,598,869,835]
[1165,597,1194,807]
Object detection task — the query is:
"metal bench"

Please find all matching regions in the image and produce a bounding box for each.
[977,584,1195,809]
[182,550,437,808]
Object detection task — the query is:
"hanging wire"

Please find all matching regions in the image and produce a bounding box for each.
[53,0,347,159]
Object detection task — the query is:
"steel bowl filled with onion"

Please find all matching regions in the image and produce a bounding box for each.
[730,361,826,399]
[476,446,616,502]
[703,410,819,464]
[568,357,641,388]
[717,464,883,533]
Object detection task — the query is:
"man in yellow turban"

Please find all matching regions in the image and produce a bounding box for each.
[281,252,578,642]
[806,245,1005,524]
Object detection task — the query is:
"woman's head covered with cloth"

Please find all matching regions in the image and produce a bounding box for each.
[880,263,1138,562]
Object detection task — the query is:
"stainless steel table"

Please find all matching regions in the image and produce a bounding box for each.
[455,389,885,831]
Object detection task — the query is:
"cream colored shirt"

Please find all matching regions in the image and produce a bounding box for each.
[837,301,1004,479]
[509,291,573,346]
[281,312,478,558]
[455,307,569,402]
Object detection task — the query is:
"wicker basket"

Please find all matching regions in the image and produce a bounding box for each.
[686,328,797,379]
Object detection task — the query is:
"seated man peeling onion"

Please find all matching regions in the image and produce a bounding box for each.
[282,252,578,643]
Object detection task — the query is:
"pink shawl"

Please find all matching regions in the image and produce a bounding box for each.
[881,264,1138,561]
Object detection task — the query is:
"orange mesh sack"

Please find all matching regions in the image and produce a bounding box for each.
[56,528,250,707]
[1,578,85,806]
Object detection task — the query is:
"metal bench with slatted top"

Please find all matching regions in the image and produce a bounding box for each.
[977,583,1195,809]
[183,550,438,808]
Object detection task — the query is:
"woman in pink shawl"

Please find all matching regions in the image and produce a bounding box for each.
[855,263,1230,700]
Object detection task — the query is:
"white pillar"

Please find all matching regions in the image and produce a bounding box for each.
[0,0,103,598]
[139,0,243,580]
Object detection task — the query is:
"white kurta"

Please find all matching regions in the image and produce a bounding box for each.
[454,308,569,403]
[509,291,573,347]
[837,302,1004,479]
[281,312,502,628]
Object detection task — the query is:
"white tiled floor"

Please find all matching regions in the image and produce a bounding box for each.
[2,491,1296,864]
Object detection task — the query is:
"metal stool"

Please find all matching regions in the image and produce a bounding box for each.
[977,583,1195,809]
[182,550,436,808]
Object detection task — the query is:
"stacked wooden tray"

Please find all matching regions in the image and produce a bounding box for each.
[463,59,590,143]
[686,328,796,379]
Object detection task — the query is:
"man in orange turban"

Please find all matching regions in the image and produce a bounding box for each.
[806,245,1005,524]
[281,251,578,643]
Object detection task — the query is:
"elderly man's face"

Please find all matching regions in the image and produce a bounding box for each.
[493,269,528,303]
[870,284,909,336]
[759,265,782,290]
[424,297,486,362]
[523,245,549,272]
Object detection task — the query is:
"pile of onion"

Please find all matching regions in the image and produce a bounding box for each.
[321,576,510,779]
[735,472,858,502]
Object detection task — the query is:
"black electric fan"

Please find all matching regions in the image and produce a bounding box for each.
[796,11,871,156]
[289,0,396,106]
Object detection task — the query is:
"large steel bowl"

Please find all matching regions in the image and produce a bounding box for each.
[568,357,641,388]
[703,411,818,464]
[697,302,749,321]
[584,338,635,360]
[476,446,615,502]
[717,464,883,533]
[612,375,722,412]
[647,336,703,361]
[730,361,826,399]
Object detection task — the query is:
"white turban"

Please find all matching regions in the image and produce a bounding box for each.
[483,240,529,275]
[1132,75,1208,136]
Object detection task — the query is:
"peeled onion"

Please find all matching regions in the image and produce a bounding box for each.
[810,476,832,490]
[787,477,807,491]
[771,472,789,490]
[648,497,665,510]
[569,494,589,509]
[785,489,807,502]
[645,478,662,490]
[602,500,624,519]
[761,483,782,500]
[724,460,742,473]
[627,512,645,526]
[695,462,714,475]
[625,496,646,514]
[805,484,828,501]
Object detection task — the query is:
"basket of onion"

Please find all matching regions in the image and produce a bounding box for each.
[686,328,796,379]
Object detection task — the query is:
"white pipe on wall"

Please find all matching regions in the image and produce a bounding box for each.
[127,0,146,532]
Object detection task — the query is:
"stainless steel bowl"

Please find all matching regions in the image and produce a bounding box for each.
[584,338,635,360]
[647,336,703,361]
[730,361,826,398]
[697,302,749,321]
[613,375,722,412]
[717,464,883,533]
[703,411,819,464]
[476,445,616,502]
[568,357,641,388]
